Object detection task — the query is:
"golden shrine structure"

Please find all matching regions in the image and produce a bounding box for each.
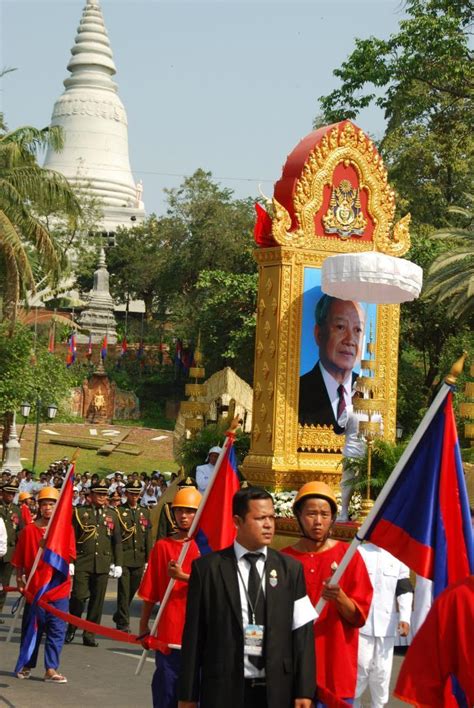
[241,120,411,498]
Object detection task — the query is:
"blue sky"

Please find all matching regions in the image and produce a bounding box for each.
[1,1,405,216]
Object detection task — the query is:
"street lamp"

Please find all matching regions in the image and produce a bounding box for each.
[19,401,32,442]
[396,422,404,441]
[46,404,58,420]
[31,399,59,474]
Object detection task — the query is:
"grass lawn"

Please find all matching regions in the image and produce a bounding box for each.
[13,422,179,477]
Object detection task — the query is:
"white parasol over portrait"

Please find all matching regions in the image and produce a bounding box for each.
[321,252,423,304]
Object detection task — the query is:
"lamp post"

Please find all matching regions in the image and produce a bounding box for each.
[396,422,404,441]
[30,399,58,474]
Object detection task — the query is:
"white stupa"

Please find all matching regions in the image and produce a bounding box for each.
[43,0,145,233]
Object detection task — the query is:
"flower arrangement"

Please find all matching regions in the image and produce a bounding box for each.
[270,490,297,518]
[271,489,363,520]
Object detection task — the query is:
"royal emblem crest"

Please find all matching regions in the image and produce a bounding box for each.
[322,179,367,239]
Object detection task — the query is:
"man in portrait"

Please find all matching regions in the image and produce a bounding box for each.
[298,294,365,432]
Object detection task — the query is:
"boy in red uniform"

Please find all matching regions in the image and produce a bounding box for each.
[138,486,201,708]
[282,481,373,707]
[13,486,75,683]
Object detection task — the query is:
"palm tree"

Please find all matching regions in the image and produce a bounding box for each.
[423,195,474,320]
[0,118,81,327]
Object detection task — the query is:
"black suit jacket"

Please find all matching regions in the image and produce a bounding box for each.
[178,545,315,708]
[298,362,356,433]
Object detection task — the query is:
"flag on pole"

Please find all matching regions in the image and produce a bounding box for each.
[14,464,76,672]
[364,390,474,598]
[86,333,93,359]
[120,336,127,357]
[194,436,241,555]
[65,332,76,367]
[101,334,108,361]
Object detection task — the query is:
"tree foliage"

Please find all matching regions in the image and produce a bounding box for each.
[0,117,81,325]
[102,170,258,381]
[0,322,74,416]
[423,195,474,319]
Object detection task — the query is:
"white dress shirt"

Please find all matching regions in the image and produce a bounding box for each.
[233,540,267,679]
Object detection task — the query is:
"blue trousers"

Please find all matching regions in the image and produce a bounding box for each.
[20,597,68,670]
[152,649,181,708]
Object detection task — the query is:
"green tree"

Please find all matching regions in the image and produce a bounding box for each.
[193,270,258,382]
[423,195,474,320]
[0,118,81,324]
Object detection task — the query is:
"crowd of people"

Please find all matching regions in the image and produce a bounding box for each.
[0,457,472,706]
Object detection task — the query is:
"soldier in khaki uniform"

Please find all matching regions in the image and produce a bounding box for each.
[113,480,152,631]
[0,479,22,622]
[66,479,123,646]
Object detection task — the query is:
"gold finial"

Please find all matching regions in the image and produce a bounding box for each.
[445,351,468,385]
[194,331,203,367]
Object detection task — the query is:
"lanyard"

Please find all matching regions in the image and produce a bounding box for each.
[237,558,266,624]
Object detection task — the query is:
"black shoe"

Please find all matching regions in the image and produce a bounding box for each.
[83,637,99,647]
[116,625,130,633]
[65,628,76,644]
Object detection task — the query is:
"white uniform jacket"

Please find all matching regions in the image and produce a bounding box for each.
[358,543,413,638]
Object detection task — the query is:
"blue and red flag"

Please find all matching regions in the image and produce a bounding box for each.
[364,390,474,598]
[101,334,108,361]
[65,332,76,367]
[14,464,76,672]
[120,336,127,357]
[194,435,240,555]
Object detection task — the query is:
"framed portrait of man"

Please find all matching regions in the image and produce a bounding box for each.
[298,267,377,433]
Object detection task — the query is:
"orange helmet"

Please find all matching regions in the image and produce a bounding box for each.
[37,486,59,502]
[171,487,202,510]
[19,492,32,502]
[293,481,338,516]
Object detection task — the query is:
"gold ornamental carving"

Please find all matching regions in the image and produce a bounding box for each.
[322,179,367,238]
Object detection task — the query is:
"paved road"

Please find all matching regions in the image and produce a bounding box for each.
[1,582,407,707]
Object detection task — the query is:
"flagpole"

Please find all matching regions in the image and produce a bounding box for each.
[135,425,238,676]
[5,458,77,643]
[314,381,454,619]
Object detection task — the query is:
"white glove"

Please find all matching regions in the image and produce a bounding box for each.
[69,563,75,576]
[113,565,123,579]
[109,564,115,577]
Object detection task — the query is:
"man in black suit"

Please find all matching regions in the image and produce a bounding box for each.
[299,294,364,431]
[178,487,316,708]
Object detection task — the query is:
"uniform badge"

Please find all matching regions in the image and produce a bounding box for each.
[269,569,278,587]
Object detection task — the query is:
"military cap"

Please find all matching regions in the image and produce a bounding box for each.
[125,480,142,493]
[2,478,20,493]
[90,478,109,494]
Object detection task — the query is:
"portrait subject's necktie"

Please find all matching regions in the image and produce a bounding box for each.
[243,552,265,669]
[337,384,347,422]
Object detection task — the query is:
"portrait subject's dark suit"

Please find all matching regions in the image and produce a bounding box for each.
[178,545,316,708]
[298,362,357,434]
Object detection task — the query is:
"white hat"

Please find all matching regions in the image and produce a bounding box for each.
[208,446,222,455]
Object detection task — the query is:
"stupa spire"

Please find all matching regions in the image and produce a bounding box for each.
[43,0,145,232]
